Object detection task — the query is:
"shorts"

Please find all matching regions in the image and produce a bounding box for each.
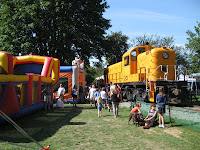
[149,119,157,125]
[44,95,51,103]
[90,96,94,101]
[97,103,103,111]
[158,107,165,114]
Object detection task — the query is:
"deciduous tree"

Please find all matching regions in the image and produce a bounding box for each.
[104,31,129,65]
[186,21,200,73]
[0,0,111,66]
[133,34,189,67]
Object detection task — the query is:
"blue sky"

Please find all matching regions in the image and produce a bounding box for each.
[103,0,200,47]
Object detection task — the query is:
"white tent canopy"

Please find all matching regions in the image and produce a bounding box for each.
[179,74,196,82]
[96,75,104,80]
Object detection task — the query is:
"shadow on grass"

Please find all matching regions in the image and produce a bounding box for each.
[83,106,97,109]
[0,105,85,143]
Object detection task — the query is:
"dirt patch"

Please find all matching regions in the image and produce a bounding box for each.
[164,127,182,138]
[141,139,162,150]
[102,118,112,122]
[143,128,157,134]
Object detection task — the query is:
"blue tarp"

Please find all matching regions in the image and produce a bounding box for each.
[60,66,73,72]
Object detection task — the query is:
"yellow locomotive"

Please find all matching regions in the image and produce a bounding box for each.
[104,44,189,104]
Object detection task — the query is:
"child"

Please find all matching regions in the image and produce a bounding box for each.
[143,103,157,129]
[94,88,100,108]
[42,84,51,110]
[97,95,105,117]
[107,90,112,112]
[156,87,167,128]
[128,102,143,126]
[100,87,107,110]
[72,85,78,107]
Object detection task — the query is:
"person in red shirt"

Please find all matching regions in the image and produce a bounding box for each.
[128,102,143,125]
[117,84,121,92]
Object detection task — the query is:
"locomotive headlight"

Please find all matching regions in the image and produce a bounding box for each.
[163,52,169,59]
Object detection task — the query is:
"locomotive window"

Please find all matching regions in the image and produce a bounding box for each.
[124,56,129,66]
[138,48,145,53]
[131,50,136,61]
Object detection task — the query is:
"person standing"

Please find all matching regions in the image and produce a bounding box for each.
[100,87,107,110]
[97,94,104,117]
[42,84,51,110]
[72,85,78,107]
[156,87,167,128]
[88,85,96,106]
[117,84,121,92]
[56,84,65,108]
[107,87,112,112]
[94,88,100,108]
[57,84,65,101]
[110,84,121,118]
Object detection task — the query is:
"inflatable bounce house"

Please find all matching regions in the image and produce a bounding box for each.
[54,57,85,103]
[0,51,60,123]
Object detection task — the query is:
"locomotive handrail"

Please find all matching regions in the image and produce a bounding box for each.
[138,66,148,91]
[148,65,161,92]
[145,66,148,92]
[148,65,177,92]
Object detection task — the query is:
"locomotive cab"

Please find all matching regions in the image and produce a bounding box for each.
[122,45,155,82]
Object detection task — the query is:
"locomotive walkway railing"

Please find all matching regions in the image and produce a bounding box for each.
[148,65,177,93]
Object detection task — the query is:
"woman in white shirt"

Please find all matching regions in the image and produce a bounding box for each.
[100,87,107,109]
[88,85,96,106]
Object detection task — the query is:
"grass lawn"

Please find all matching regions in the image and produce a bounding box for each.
[0,104,200,150]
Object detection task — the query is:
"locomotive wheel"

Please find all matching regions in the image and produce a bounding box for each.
[126,91,133,101]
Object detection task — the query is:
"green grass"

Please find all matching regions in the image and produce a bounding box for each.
[0,104,200,150]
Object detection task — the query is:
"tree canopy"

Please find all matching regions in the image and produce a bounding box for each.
[186,21,200,73]
[132,34,189,68]
[104,31,129,65]
[0,0,111,66]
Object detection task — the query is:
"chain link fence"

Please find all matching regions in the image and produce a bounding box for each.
[120,101,200,132]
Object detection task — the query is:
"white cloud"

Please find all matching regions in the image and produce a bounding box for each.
[105,8,187,23]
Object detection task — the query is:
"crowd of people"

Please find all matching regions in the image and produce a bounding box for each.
[87,82,122,118]
[45,82,167,129]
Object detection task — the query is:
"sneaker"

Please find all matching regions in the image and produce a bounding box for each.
[158,125,162,128]
[162,125,165,128]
